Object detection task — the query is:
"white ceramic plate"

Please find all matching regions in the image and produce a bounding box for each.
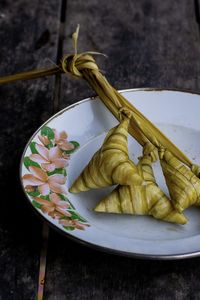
[20,89,200,259]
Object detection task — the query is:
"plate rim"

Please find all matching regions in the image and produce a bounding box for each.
[19,87,200,260]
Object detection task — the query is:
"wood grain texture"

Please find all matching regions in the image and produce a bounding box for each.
[45,0,200,300]
[60,0,200,109]
[45,233,200,300]
[0,0,61,299]
[1,0,200,299]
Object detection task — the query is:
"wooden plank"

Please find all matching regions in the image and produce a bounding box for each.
[44,0,200,299]
[60,0,200,105]
[0,0,61,299]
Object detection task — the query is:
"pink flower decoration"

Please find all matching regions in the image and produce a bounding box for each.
[30,144,68,172]
[22,166,67,195]
[38,135,50,146]
[34,193,71,218]
[59,219,89,230]
[53,129,75,151]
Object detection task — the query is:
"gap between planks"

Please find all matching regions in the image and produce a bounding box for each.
[53,0,68,113]
[38,1,68,299]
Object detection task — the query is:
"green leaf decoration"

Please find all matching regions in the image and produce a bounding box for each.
[68,210,87,223]
[24,156,40,170]
[32,200,42,209]
[40,195,50,201]
[47,168,67,177]
[41,126,55,140]
[29,141,39,154]
[63,226,75,231]
[27,189,40,197]
[68,202,75,210]
[58,193,68,201]
[64,141,80,154]
[47,141,54,149]
[70,141,80,148]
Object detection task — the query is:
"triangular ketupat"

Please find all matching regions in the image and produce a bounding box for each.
[95,154,187,224]
[69,118,143,193]
[159,149,200,213]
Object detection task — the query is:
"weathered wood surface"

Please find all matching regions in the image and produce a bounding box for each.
[61,0,200,108]
[1,0,200,299]
[49,1,200,300]
[0,0,61,299]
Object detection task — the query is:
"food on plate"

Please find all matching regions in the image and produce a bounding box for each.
[95,152,187,224]
[160,149,200,213]
[69,117,142,193]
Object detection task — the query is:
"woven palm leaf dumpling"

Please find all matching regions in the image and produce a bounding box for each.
[66,27,199,225]
[69,112,188,225]
[159,149,200,213]
[0,25,199,226]
[95,151,187,225]
[69,117,143,193]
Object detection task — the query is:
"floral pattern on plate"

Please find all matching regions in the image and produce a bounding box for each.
[22,126,90,231]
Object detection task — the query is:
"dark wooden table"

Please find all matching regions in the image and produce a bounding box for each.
[1,0,200,299]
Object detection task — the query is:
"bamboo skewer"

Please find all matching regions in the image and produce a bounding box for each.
[0,66,61,84]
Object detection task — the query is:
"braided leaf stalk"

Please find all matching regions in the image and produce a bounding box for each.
[0,25,199,176]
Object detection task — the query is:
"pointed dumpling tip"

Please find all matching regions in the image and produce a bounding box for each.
[94,201,106,212]
[164,210,188,225]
